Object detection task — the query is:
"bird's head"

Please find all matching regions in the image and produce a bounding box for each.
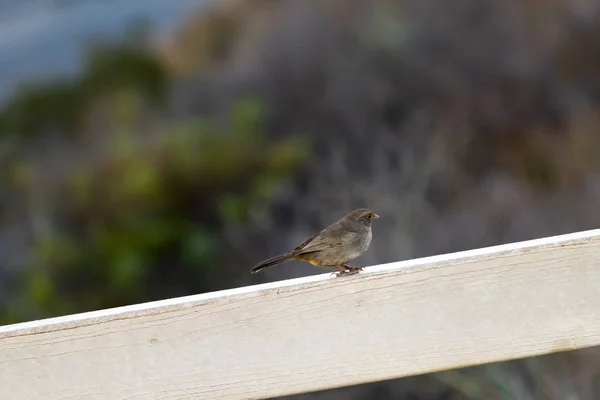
[347,208,379,227]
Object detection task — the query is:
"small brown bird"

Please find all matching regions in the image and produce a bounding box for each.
[250,208,379,275]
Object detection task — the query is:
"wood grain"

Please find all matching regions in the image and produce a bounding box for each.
[2,229,600,399]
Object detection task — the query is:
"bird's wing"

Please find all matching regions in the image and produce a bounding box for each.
[293,225,344,254]
[293,233,319,252]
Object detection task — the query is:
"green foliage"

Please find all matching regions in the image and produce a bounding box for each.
[6,98,308,323]
[0,40,168,139]
[82,41,169,105]
[0,80,84,137]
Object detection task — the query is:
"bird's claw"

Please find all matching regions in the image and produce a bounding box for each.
[333,266,364,277]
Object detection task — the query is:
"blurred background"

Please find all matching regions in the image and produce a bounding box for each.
[2,0,600,398]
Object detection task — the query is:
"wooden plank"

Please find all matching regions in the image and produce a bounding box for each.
[2,229,600,400]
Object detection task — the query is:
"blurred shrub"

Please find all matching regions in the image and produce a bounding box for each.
[82,41,169,106]
[0,97,308,324]
[0,39,168,139]
[0,80,85,138]
[0,16,312,325]
[159,0,262,74]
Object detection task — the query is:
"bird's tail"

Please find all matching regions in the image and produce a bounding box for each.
[250,253,294,274]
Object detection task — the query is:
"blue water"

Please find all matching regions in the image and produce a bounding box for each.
[0,0,209,102]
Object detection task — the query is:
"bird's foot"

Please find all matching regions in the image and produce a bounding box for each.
[328,265,348,277]
[335,265,364,277]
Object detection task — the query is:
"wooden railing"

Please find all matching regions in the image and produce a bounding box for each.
[2,229,600,400]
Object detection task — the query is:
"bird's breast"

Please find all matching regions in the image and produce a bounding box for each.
[341,229,372,260]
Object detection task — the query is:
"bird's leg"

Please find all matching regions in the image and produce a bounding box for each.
[327,265,347,273]
[343,264,364,271]
[339,264,364,276]
[327,265,348,278]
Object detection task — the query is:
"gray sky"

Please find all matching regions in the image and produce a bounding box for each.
[0,0,207,103]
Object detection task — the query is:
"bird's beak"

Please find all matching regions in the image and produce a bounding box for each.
[373,213,380,219]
